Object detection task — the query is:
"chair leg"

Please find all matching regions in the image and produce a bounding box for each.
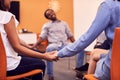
[68,57,71,70]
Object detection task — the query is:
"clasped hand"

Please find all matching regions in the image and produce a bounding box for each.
[44,51,59,61]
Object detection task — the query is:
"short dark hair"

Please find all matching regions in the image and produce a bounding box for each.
[0,0,6,11]
[44,9,54,19]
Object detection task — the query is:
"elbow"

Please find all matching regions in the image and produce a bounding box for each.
[11,43,21,52]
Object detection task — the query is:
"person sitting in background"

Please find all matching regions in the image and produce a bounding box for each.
[32,9,75,80]
[0,0,56,80]
[74,31,108,71]
[87,47,109,74]
[87,32,110,74]
[74,31,110,79]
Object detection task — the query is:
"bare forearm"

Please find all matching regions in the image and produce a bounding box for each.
[69,36,75,42]
[20,39,32,48]
[14,44,56,61]
[32,37,43,48]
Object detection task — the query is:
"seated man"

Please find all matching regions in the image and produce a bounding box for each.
[32,9,75,80]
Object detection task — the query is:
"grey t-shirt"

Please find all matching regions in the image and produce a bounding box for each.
[40,20,73,45]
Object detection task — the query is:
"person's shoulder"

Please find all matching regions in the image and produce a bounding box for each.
[0,10,13,16]
[60,20,65,23]
[99,0,116,11]
[45,21,52,26]
[99,0,108,7]
[42,21,51,28]
[101,0,116,8]
[0,11,15,24]
[60,20,68,24]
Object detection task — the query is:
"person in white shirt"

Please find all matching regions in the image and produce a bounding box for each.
[0,0,56,80]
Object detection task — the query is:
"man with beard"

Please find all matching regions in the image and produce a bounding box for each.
[32,9,75,80]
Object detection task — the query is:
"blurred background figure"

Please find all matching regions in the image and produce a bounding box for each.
[32,9,75,80]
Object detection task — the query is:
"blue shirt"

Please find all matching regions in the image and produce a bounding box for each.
[58,0,120,73]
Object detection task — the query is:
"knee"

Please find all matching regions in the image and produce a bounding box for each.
[90,53,99,61]
[46,46,58,52]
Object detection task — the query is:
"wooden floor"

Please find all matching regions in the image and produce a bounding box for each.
[43,56,80,80]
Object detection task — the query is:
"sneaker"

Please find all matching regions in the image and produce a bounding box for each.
[75,63,89,71]
[48,76,54,80]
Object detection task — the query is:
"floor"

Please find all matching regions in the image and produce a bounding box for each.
[43,56,80,80]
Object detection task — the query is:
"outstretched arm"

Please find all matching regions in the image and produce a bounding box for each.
[69,36,75,42]
[32,37,43,49]
[20,39,32,48]
[4,16,56,61]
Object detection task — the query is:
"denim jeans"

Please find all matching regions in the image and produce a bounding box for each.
[46,43,65,76]
[76,50,85,68]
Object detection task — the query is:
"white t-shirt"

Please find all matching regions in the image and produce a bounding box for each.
[0,10,21,71]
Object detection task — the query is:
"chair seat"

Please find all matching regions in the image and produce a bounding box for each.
[7,69,42,80]
[84,74,98,80]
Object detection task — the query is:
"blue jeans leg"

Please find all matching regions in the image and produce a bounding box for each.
[76,50,85,68]
[46,61,54,76]
[46,44,60,76]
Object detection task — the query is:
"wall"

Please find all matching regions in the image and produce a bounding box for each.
[73,0,104,50]
[13,0,104,50]
[16,0,74,33]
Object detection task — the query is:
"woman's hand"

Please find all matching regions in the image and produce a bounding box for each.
[43,51,59,61]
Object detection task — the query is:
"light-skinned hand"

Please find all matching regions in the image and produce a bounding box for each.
[43,51,59,61]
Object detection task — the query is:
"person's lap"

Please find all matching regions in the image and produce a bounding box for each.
[94,54,110,80]
[7,56,45,76]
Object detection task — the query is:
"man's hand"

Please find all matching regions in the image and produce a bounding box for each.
[43,51,59,61]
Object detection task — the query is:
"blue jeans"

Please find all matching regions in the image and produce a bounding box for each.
[46,43,65,76]
[7,56,46,80]
[76,50,85,68]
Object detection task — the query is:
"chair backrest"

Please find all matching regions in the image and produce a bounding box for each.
[0,33,7,80]
[111,28,120,80]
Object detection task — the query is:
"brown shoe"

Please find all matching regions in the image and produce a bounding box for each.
[48,76,54,80]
